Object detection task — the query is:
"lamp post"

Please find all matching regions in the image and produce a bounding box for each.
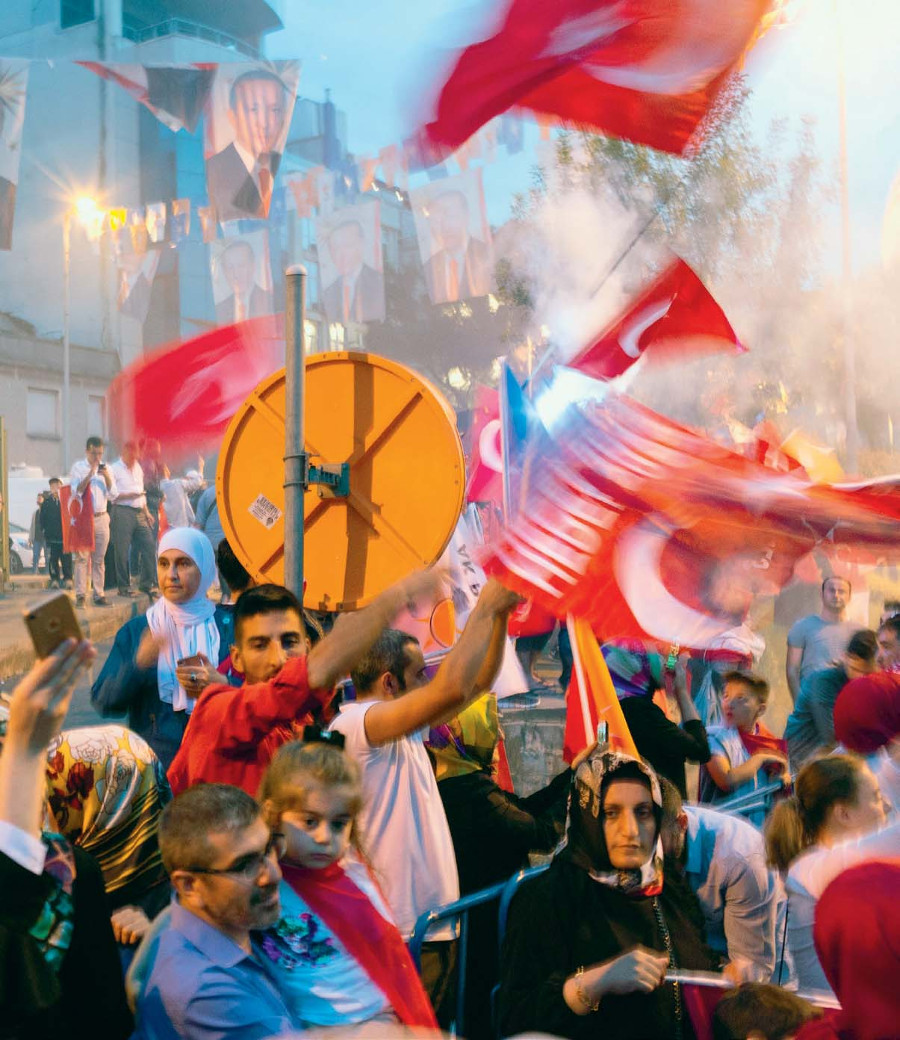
[62,196,102,471]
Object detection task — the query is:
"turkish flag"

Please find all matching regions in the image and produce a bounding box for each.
[60,486,94,554]
[465,385,503,505]
[108,315,284,459]
[481,391,900,650]
[420,0,774,158]
[570,258,744,380]
[78,63,215,134]
[563,616,639,763]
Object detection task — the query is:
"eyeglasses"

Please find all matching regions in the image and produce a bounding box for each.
[187,832,286,882]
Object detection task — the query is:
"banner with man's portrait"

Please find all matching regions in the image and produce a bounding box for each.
[204,62,300,224]
[410,169,495,305]
[0,61,29,251]
[315,201,385,324]
[210,229,274,326]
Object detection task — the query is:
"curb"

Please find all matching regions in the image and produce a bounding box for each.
[0,596,150,682]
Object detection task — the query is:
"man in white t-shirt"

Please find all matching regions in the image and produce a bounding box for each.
[330,578,519,1027]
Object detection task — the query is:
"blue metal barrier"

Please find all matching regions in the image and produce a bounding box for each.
[496,862,551,956]
[409,879,510,1037]
[714,779,785,819]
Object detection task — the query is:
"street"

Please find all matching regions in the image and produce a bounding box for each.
[1,635,114,730]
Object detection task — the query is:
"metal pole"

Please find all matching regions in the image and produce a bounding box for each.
[834,0,858,472]
[63,209,71,473]
[0,418,9,594]
[284,265,308,598]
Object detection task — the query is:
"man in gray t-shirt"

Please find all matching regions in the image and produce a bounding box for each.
[785,576,857,703]
[784,628,878,767]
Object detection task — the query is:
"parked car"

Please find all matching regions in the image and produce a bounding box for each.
[9,522,34,574]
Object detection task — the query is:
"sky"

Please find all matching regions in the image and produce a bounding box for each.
[268,0,900,275]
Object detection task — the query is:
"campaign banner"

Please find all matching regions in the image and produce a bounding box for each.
[315,201,385,324]
[204,61,300,223]
[0,61,29,251]
[209,228,274,325]
[410,169,494,304]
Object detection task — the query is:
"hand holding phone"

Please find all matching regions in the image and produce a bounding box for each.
[24,593,84,658]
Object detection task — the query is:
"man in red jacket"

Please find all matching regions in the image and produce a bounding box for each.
[168,571,440,796]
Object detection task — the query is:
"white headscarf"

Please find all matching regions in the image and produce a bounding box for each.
[146,527,219,714]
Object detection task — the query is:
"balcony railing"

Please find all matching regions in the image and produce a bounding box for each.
[121,18,265,62]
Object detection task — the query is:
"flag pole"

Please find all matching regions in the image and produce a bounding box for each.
[284,265,308,598]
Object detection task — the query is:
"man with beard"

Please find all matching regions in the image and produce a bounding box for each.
[136,784,296,1039]
[785,577,858,703]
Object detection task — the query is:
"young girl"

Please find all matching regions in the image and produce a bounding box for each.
[258,733,438,1031]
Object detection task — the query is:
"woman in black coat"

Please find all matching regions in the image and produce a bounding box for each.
[498,749,721,1040]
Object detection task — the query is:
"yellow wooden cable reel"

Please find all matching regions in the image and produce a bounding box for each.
[217,351,465,611]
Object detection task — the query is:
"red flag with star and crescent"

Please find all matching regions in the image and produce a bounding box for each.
[480,391,900,651]
[60,485,95,554]
[419,0,775,159]
[107,315,284,458]
[569,257,744,380]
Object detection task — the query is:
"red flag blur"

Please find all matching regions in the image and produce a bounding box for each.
[60,485,94,554]
[563,616,639,763]
[108,315,284,458]
[420,0,774,158]
[481,390,900,650]
[465,385,503,506]
[570,258,744,380]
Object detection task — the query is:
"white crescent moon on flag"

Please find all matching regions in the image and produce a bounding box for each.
[613,516,728,648]
[479,418,503,473]
[618,296,675,358]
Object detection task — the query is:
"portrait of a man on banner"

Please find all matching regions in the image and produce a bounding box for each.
[0,61,29,251]
[210,229,274,326]
[411,169,495,305]
[204,62,300,223]
[316,201,385,324]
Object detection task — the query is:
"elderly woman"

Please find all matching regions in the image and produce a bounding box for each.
[498,748,720,1040]
[91,528,235,770]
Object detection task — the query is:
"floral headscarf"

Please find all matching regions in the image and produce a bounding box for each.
[427,693,500,782]
[559,747,664,897]
[602,641,664,700]
[45,724,171,898]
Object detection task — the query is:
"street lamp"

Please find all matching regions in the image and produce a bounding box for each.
[62,195,101,471]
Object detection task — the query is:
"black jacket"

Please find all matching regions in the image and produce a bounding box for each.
[498,857,720,1040]
[620,696,711,798]
[38,496,64,544]
[0,846,132,1040]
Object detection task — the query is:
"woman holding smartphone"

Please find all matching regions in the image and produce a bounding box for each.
[90,528,235,769]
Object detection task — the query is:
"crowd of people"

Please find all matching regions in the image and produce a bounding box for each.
[1,485,899,1040]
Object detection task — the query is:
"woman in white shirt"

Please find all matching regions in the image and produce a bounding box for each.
[764,754,899,994]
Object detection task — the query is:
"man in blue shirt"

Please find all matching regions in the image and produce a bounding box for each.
[137,784,297,1039]
[660,781,786,983]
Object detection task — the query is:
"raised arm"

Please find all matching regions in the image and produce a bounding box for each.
[363,579,520,746]
[305,568,445,691]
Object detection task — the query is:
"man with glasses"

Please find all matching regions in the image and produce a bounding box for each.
[136,784,297,1039]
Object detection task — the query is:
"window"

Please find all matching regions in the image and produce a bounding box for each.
[26,389,60,439]
[304,320,318,355]
[88,395,106,439]
[61,0,95,29]
[328,322,345,349]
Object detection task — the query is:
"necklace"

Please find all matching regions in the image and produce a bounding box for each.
[652,896,683,1040]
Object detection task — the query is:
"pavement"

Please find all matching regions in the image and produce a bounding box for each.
[0,572,150,683]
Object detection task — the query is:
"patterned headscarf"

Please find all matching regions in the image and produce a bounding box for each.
[559,747,664,897]
[427,693,500,782]
[602,641,665,700]
[45,724,171,897]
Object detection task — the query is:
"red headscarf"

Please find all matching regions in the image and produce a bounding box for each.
[797,861,900,1040]
[833,672,900,754]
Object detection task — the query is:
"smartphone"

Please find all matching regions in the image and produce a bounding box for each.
[24,593,84,659]
[98,462,107,470]
[176,654,205,668]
